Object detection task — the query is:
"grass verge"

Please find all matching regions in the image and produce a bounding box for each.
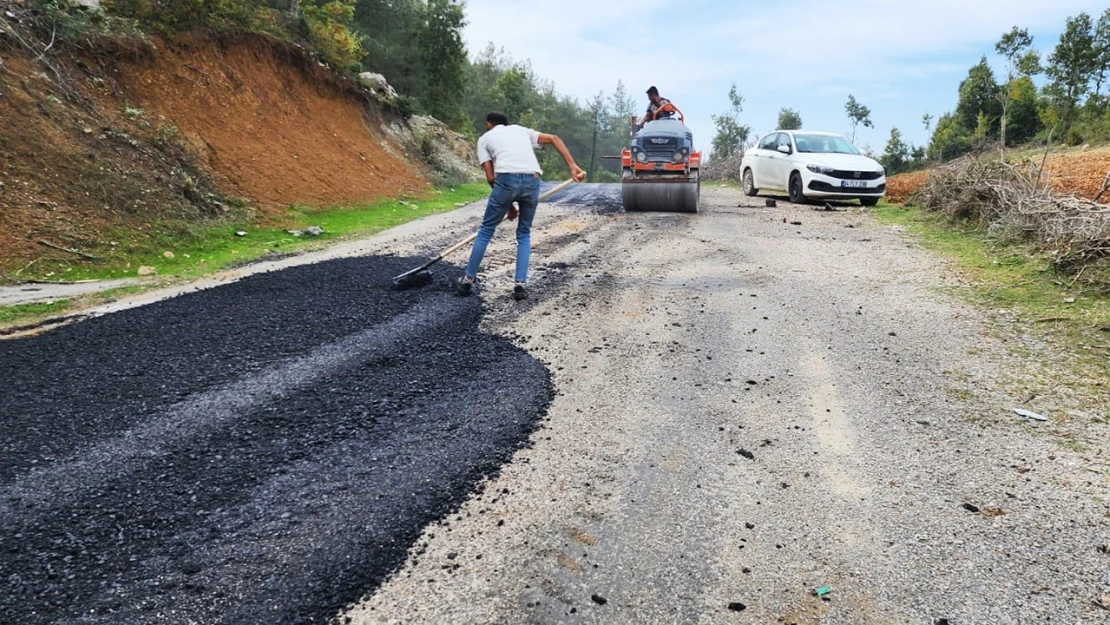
[0,185,489,331]
[875,202,1110,380]
[16,183,489,282]
[0,300,73,328]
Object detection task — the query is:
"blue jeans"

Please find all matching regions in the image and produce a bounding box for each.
[465,173,541,283]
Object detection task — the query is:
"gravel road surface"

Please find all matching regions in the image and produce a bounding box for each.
[2,184,1107,624]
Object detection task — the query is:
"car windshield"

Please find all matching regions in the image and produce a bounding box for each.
[793,134,860,155]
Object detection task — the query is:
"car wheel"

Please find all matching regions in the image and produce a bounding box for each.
[788,172,805,204]
[860,197,879,207]
[742,168,758,196]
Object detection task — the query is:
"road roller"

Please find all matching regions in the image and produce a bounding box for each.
[620,114,701,213]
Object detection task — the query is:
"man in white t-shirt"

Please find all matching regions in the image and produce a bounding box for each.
[456,112,586,301]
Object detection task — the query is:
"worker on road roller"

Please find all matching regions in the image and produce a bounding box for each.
[633,86,679,132]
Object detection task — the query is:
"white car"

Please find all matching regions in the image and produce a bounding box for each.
[740,131,885,206]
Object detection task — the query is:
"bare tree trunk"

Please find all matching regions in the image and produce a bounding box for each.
[1000,101,1007,163]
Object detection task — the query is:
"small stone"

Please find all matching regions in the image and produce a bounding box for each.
[737,449,755,460]
[235,231,248,237]
[590,594,607,606]
[163,251,175,259]
[304,226,324,236]
[137,266,157,276]
[727,602,747,612]
[962,503,980,513]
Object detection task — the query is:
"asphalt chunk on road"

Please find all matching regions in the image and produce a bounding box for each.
[0,255,553,625]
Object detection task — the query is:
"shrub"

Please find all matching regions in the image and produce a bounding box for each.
[28,0,115,41]
[300,1,363,70]
[394,94,420,119]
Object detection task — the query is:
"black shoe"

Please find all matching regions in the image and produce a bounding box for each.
[512,282,528,301]
[455,276,474,296]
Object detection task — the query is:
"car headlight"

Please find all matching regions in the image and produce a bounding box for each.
[672,152,685,163]
[636,151,648,162]
[877,168,885,177]
[807,164,834,174]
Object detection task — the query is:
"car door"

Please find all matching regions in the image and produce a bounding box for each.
[753,133,781,189]
[764,133,793,190]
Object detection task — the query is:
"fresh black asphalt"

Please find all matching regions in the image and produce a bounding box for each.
[0,255,553,624]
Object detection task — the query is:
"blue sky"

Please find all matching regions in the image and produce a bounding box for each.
[463,0,1108,157]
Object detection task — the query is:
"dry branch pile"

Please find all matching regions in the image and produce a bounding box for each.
[702,152,746,182]
[910,158,1110,289]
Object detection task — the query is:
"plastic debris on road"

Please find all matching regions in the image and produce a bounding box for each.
[1013,408,1049,422]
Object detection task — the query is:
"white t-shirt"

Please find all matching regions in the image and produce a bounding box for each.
[477,124,543,175]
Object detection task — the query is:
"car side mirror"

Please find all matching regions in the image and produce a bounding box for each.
[776,144,792,155]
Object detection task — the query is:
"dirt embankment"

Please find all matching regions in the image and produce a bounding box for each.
[92,34,427,209]
[0,31,473,271]
[886,147,1110,204]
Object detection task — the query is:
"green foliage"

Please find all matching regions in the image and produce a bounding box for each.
[776,107,802,130]
[879,127,910,175]
[28,0,119,41]
[1095,9,1110,98]
[353,0,422,92]
[301,0,364,70]
[971,110,992,147]
[394,94,420,119]
[955,57,1002,137]
[711,83,751,160]
[844,94,873,142]
[415,0,468,131]
[1045,12,1099,130]
[349,0,468,131]
[102,0,269,34]
[928,113,972,161]
[1005,76,1042,145]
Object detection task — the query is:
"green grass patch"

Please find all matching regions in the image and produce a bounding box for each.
[17,184,489,283]
[0,300,73,327]
[876,203,1110,377]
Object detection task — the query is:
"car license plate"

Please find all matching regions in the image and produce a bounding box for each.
[840,180,868,188]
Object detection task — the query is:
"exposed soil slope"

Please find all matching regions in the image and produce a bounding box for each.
[91,34,426,209]
[0,49,219,266]
[1,31,448,271]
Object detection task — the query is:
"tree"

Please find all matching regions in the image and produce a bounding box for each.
[995,27,1036,158]
[415,0,468,131]
[1005,76,1042,145]
[880,127,910,175]
[606,79,637,141]
[302,0,364,70]
[955,57,1002,137]
[587,91,605,182]
[844,95,873,142]
[353,0,424,96]
[1045,12,1099,131]
[1093,9,1110,105]
[710,83,751,160]
[777,107,802,130]
[922,112,933,132]
[928,113,972,161]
